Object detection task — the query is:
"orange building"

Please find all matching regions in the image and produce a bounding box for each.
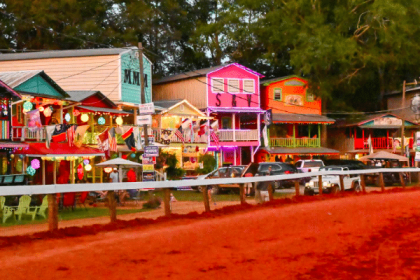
[257,76,338,163]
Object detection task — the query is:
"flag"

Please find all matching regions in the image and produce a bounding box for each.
[368,134,373,154]
[108,127,118,152]
[198,120,207,136]
[263,124,269,148]
[190,121,194,143]
[45,125,56,148]
[74,125,89,148]
[133,126,142,151]
[175,125,185,142]
[121,126,136,152]
[52,124,71,143]
[27,109,42,132]
[210,120,219,132]
[97,128,110,157]
[181,118,192,130]
[67,125,77,147]
[210,130,219,148]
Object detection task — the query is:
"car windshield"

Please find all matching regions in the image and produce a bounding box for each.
[304,161,324,167]
[320,167,342,171]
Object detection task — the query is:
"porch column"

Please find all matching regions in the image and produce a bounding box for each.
[42,159,46,185]
[251,146,254,162]
[71,160,75,184]
[308,125,311,138]
[318,124,321,146]
[293,124,296,147]
[90,114,95,143]
[232,113,236,142]
[387,130,389,149]
[59,104,63,123]
[234,148,237,165]
[53,160,57,184]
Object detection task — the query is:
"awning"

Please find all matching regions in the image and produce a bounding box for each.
[272,114,335,124]
[208,107,266,113]
[76,105,132,116]
[262,147,340,155]
[14,142,105,158]
[0,142,28,148]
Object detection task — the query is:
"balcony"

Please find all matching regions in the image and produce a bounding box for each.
[331,137,414,152]
[215,129,259,142]
[270,137,320,148]
[152,128,207,143]
[12,126,46,142]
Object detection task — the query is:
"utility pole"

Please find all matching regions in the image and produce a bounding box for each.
[401,80,406,156]
[139,42,149,146]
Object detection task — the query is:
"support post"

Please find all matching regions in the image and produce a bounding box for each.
[293,124,296,147]
[360,175,366,193]
[318,175,323,195]
[202,186,210,212]
[53,160,57,184]
[339,175,345,192]
[294,180,300,196]
[71,160,75,184]
[239,183,246,204]
[139,42,149,146]
[232,113,236,142]
[107,191,117,223]
[379,173,385,192]
[42,159,46,185]
[268,183,274,201]
[163,188,171,216]
[401,80,406,156]
[399,172,406,187]
[48,194,58,232]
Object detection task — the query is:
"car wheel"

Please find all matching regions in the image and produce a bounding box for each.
[212,185,221,195]
[352,182,361,193]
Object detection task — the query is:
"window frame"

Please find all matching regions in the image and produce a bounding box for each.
[227,78,240,93]
[273,87,282,101]
[243,79,255,94]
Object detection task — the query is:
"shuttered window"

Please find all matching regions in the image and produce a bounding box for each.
[228,79,240,93]
[274,88,282,101]
[243,79,255,93]
[212,78,224,92]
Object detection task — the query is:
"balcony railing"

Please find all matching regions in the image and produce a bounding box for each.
[216,129,259,142]
[270,137,320,148]
[12,126,46,142]
[152,128,207,143]
[354,137,413,150]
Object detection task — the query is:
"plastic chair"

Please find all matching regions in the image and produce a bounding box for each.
[62,193,76,211]
[14,195,38,221]
[77,192,89,210]
[36,196,49,219]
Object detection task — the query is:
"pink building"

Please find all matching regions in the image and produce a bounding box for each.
[153,63,265,166]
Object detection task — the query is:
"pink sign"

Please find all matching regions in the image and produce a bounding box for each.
[207,64,263,109]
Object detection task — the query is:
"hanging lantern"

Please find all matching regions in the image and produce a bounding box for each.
[23,101,33,112]
[122,154,128,159]
[77,163,84,180]
[26,166,36,176]
[43,106,52,117]
[74,109,80,116]
[115,116,123,126]
[84,164,92,171]
[38,106,44,112]
[65,113,71,122]
[81,113,89,122]
[130,153,136,158]
[104,167,113,173]
[98,116,105,125]
[83,159,90,165]
[31,159,41,170]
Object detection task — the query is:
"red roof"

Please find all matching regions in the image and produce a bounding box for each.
[14,142,105,157]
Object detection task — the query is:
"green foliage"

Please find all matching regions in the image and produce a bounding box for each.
[195,154,217,175]
[162,153,185,180]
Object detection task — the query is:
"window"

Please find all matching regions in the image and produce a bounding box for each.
[228,79,240,93]
[243,79,255,93]
[306,93,315,102]
[212,78,224,92]
[274,88,282,101]
[221,117,232,129]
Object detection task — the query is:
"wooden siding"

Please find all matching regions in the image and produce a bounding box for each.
[153,77,207,109]
[0,55,120,101]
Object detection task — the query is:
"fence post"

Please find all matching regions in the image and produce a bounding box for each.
[202,186,211,212]
[318,175,323,195]
[163,188,171,216]
[294,180,300,196]
[239,183,246,204]
[379,173,385,192]
[339,175,345,192]
[399,172,406,187]
[107,191,117,223]
[268,183,274,201]
[47,193,58,232]
[360,175,366,193]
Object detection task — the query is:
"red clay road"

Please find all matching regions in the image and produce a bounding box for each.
[2,190,420,279]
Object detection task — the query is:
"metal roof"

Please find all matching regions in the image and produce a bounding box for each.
[260,75,305,85]
[153,65,222,85]
[262,147,340,155]
[0,79,21,99]
[153,99,184,110]
[272,113,335,123]
[66,90,116,108]
[0,48,134,61]
[77,105,131,115]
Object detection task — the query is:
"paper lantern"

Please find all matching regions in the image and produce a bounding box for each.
[104,167,113,173]
[115,116,123,125]
[130,153,136,158]
[74,109,80,116]
[122,154,128,159]
[31,159,40,170]
[81,114,89,122]
[38,106,44,112]
[65,113,71,122]
[43,106,52,117]
[23,101,33,112]
[84,164,92,171]
[98,116,105,125]
[83,159,90,165]
[26,166,36,176]
[77,163,84,180]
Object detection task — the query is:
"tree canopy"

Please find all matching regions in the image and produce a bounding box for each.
[1,0,420,112]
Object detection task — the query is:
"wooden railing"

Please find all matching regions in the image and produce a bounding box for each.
[354,137,413,150]
[270,137,320,147]
[152,128,207,143]
[216,129,259,142]
[12,126,47,141]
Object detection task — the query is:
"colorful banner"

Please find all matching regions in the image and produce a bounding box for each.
[27,109,42,132]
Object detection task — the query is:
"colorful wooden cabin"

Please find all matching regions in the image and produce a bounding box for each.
[257,76,338,163]
[328,113,418,160]
[154,63,265,166]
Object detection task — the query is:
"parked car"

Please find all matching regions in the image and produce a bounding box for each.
[254,162,298,189]
[304,166,361,195]
[295,159,325,183]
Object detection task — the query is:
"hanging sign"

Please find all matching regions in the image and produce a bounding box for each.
[144,146,159,157]
[142,171,155,182]
[415,152,420,162]
[139,103,155,115]
[141,135,155,145]
[143,164,154,172]
[137,115,152,125]
[142,157,156,164]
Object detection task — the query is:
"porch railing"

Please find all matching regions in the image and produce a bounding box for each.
[12,126,47,141]
[216,129,259,142]
[152,128,207,143]
[353,137,413,150]
[270,137,320,148]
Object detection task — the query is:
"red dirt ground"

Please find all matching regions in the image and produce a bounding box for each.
[2,189,420,279]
